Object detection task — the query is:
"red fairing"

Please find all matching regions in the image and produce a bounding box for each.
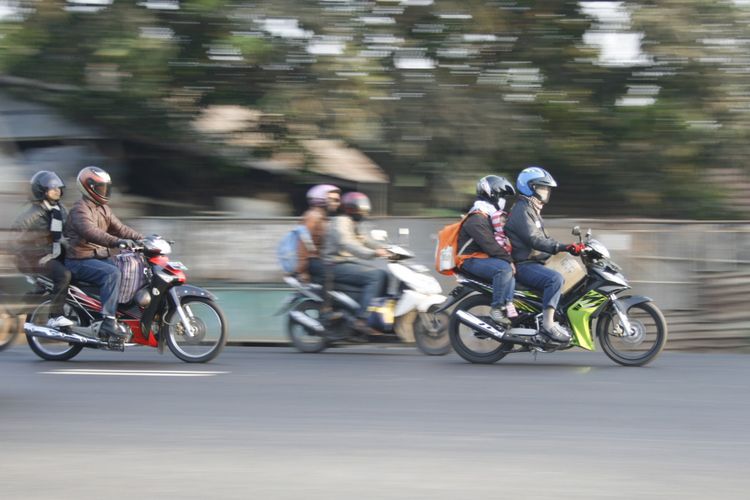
[149,255,169,266]
[121,319,158,347]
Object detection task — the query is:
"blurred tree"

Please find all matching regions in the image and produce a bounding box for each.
[1,0,749,218]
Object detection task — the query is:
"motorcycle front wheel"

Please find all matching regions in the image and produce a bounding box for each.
[413,308,451,356]
[26,301,85,361]
[165,297,227,363]
[287,298,328,353]
[449,294,508,364]
[597,301,668,367]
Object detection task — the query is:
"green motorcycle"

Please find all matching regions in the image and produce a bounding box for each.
[442,226,668,366]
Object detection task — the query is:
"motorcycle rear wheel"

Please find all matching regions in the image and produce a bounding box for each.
[165,297,227,363]
[26,301,85,361]
[287,298,328,353]
[449,294,508,364]
[597,301,667,367]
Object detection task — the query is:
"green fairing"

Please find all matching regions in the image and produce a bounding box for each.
[566,290,608,351]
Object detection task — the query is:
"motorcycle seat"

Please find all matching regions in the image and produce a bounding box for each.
[306,280,363,295]
[456,269,533,291]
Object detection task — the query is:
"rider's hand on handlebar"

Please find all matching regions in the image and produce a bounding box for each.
[563,243,586,256]
[116,239,138,250]
[375,248,390,258]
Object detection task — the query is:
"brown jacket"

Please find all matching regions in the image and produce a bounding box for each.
[64,198,143,259]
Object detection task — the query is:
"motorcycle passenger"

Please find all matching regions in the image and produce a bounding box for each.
[64,166,144,339]
[456,175,517,328]
[324,192,389,334]
[11,171,73,329]
[298,184,341,283]
[504,167,584,343]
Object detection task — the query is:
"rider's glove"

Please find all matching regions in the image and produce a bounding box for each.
[116,239,137,250]
[563,243,585,256]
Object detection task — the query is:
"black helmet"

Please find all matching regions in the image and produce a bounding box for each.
[476,175,515,208]
[30,171,65,201]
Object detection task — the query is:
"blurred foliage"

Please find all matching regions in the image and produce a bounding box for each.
[2,0,750,217]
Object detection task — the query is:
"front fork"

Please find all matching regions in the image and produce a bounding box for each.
[169,288,197,337]
[609,293,635,337]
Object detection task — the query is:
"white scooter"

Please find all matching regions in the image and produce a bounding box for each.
[279,233,450,355]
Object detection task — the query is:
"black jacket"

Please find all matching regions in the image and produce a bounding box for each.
[457,212,512,263]
[11,201,67,272]
[504,196,562,263]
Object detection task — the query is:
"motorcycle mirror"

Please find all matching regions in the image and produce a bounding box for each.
[586,228,592,240]
[572,226,581,236]
[370,230,389,242]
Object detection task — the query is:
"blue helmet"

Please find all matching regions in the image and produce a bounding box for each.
[516,166,557,198]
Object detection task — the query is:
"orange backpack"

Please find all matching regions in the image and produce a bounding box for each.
[434,212,489,276]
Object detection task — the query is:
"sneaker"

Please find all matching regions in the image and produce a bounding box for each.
[540,322,571,343]
[46,316,74,329]
[490,307,511,328]
[504,302,518,319]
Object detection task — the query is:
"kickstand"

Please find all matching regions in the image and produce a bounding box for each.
[532,349,538,362]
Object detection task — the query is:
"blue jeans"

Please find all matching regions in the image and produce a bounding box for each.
[65,258,121,317]
[330,261,388,319]
[515,262,564,310]
[461,257,515,308]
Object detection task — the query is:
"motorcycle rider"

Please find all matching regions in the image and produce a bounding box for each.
[298,184,341,283]
[64,166,144,339]
[504,166,584,343]
[456,175,518,328]
[324,191,389,334]
[11,171,73,329]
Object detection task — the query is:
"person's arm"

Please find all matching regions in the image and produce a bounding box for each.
[523,211,561,255]
[107,211,144,241]
[333,217,379,259]
[12,205,46,232]
[68,204,121,248]
[462,214,512,262]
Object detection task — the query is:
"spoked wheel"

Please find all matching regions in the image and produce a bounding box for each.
[597,301,668,367]
[287,298,329,353]
[26,301,85,361]
[449,294,508,364]
[413,307,451,356]
[165,297,227,363]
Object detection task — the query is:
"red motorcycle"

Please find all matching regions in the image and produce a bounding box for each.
[23,235,227,363]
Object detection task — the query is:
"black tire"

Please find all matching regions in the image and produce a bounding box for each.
[413,308,451,356]
[165,297,227,363]
[287,299,328,353]
[597,301,668,367]
[449,294,508,364]
[26,301,84,361]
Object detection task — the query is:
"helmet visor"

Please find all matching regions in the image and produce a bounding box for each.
[90,180,111,200]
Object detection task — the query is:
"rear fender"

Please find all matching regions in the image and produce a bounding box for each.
[432,285,475,313]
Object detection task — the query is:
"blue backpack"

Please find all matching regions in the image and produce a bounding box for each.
[277,225,315,274]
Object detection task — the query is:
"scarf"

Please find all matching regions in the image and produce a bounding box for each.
[524,195,545,214]
[470,200,501,216]
[39,200,63,265]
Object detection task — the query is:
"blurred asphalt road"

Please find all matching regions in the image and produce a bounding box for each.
[1,345,748,499]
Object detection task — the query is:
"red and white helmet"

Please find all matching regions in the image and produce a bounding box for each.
[341,192,371,216]
[306,184,341,207]
[77,166,112,205]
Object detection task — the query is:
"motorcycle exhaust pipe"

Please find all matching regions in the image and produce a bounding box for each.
[455,310,506,340]
[289,311,326,333]
[24,322,107,348]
